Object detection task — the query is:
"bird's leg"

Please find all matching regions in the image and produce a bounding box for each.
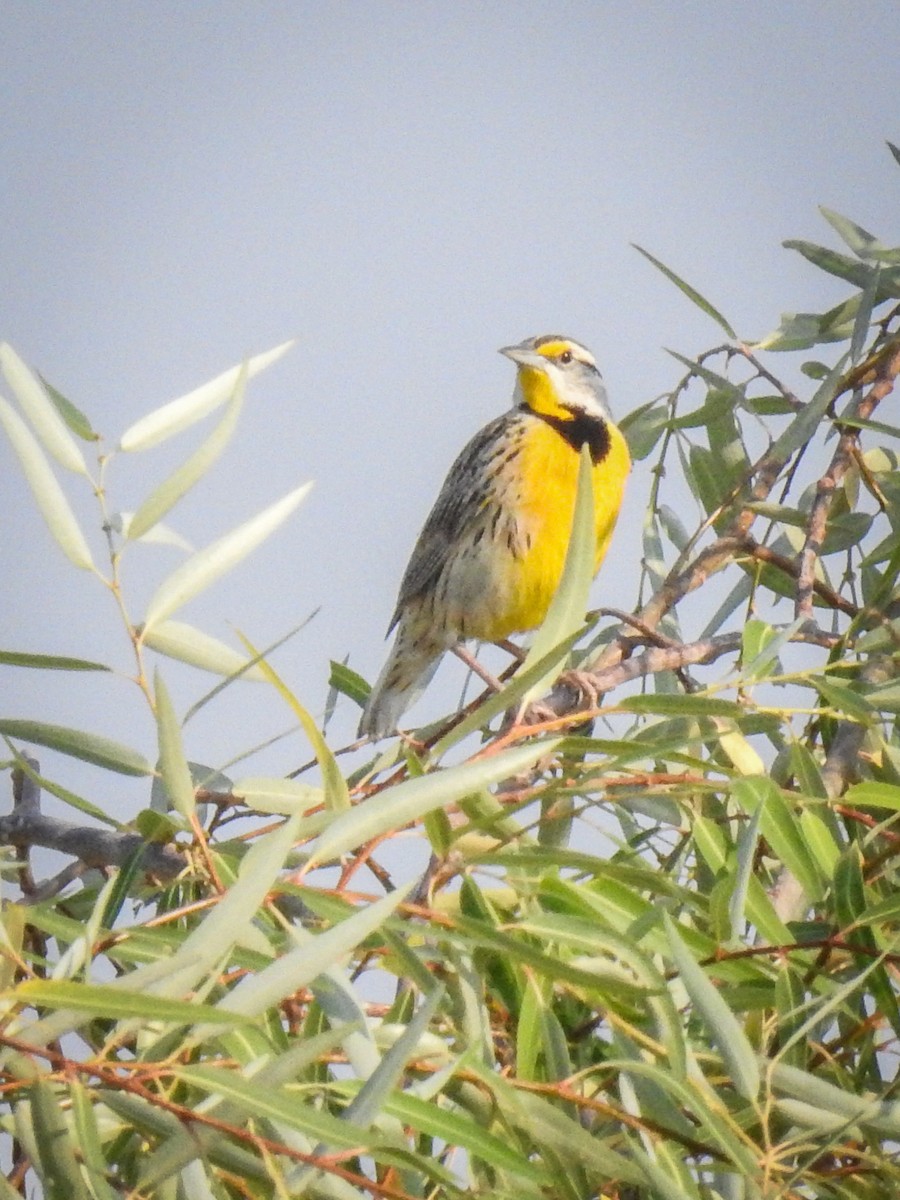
[451,644,505,693]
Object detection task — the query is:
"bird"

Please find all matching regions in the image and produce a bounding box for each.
[358,334,631,739]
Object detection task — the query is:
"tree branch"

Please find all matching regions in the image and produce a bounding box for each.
[2,758,185,892]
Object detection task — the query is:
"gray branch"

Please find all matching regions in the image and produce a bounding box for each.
[3,758,185,887]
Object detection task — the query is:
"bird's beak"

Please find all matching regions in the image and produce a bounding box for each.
[499,342,545,370]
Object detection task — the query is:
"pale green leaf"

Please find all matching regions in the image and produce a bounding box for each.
[175,1064,374,1148]
[239,631,350,812]
[142,619,267,680]
[29,1080,90,1200]
[0,719,153,776]
[68,1080,121,1200]
[154,670,195,819]
[109,511,193,550]
[232,775,324,815]
[140,813,302,989]
[664,914,760,1100]
[0,343,88,473]
[732,776,823,901]
[619,399,669,460]
[741,617,804,681]
[205,885,412,1030]
[128,364,246,539]
[136,1025,360,1191]
[141,481,312,633]
[766,356,846,462]
[118,339,294,451]
[384,1085,546,1182]
[0,397,94,568]
[728,799,762,941]
[820,206,895,261]
[850,264,880,365]
[305,739,559,867]
[770,1061,900,1134]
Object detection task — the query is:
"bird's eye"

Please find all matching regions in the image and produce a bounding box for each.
[559,350,573,364]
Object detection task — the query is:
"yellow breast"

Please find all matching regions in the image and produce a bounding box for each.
[479,414,631,639]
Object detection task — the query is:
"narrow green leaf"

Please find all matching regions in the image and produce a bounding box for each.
[137,1026,361,1192]
[503,1085,642,1182]
[386,1087,547,1182]
[770,1061,900,1134]
[634,245,737,337]
[687,444,724,517]
[658,504,690,552]
[328,660,370,706]
[141,619,267,680]
[754,310,827,353]
[692,815,792,945]
[798,806,841,877]
[109,511,193,550]
[864,681,900,714]
[39,376,98,442]
[619,399,669,460]
[767,356,846,461]
[305,739,560,868]
[810,675,874,723]
[732,776,823,902]
[839,413,900,440]
[664,914,760,1100]
[0,719,153,776]
[850,264,880,364]
[0,649,110,672]
[844,780,900,811]
[624,694,742,718]
[0,397,94,568]
[141,481,312,633]
[0,343,88,473]
[118,339,294,451]
[12,980,256,1025]
[820,206,892,261]
[773,963,809,1069]
[29,1079,91,1200]
[341,988,442,1126]
[520,444,596,705]
[68,1081,121,1200]
[175,1064,373,1148]
[128,363,246,539]
[728,800,762,941]
[783,239,874,287]
[154,670,195,819]
[8,750,119,824]
[147,812,302,985]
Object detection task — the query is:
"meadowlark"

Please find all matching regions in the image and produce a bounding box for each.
[358,334,631,738]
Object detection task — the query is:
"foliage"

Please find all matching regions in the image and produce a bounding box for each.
[2,153,900,1199]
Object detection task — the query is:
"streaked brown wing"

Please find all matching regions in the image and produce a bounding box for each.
[387,411,523,632]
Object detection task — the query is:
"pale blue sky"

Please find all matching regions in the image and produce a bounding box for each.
[2,3,898,815]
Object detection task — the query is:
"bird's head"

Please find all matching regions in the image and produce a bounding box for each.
[500,334,611,425]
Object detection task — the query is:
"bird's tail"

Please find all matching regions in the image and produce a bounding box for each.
[358,621,450,739]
